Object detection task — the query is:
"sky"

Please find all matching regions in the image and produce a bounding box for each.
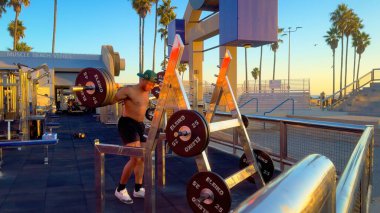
[0,0,378,95]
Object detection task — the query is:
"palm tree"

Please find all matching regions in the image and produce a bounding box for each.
[356,31,370,89]
[178,63,187,80]
[7,41,32,51]
[343,11,362,94]
[131,0,153,73]
[160,58,168,70]
[244,45,250,92]
[152,0,159,71]
[324,26,340,96]
[251,67,260,92]
[52,0,57,54]
[259,46,263,92]
[7,20,25,43]
[270,28,284,81]
[351,30,359,90]
[330,3,349,97]
[157,0,176,69]
[7,0,30,51]
[0,0,8,18]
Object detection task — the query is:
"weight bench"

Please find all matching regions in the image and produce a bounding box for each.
[46,122,60,133]
[0,133,58,168]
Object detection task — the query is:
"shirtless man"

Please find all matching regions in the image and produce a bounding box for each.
[113,70,156,204]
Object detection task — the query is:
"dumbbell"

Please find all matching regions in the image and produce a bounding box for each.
[73,132,86,139]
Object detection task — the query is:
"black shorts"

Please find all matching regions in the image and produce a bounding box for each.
[118,117,146,145]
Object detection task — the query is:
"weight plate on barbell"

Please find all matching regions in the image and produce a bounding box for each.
[187,171,231,213]
[98,68,112,106]
[100,68,116,106]
[165,110,209,157]
[145,107,155,121]
[151,86,160,99]
[75,68,109,108]
[239,149,274,183]
[113,52,121,77]
[157,71,165,83]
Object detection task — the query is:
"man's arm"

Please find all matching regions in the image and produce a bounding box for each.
[111,86,129,105]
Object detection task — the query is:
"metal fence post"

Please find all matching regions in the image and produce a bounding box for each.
[94,139,105,213]
[232,127,238,155]
[279,121,288,171]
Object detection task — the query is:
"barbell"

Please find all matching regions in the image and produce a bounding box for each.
[73,68,163,108]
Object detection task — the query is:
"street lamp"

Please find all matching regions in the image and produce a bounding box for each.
[284,26,302,91]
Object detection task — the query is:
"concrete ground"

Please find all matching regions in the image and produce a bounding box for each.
[0,114,264,213]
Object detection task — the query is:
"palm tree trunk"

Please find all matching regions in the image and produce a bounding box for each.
[13,12,19,51]
[52,0,57,54]
[339,34,344,97]
[259,46,263,92]
[142,18,145,72]
[139,17,142,73]
[356,54,361,89]
[273,51,276,80]
[152,2,158,71]
[164,26,167,69]
[344,35,349,95]
[352,47,357,90]
[332,50,335,97]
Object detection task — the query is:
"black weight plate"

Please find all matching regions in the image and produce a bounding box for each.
[239,149,274,183]
[187,172,231,213]
[165,110,209,157]
[157,71,165,83]
[241,114,249,128]
[145,107,155,121]
[151,86,160,99]
[193,110,210,151]
[98,68,112,106]
[100,68,116,106]
[75,68,109,108]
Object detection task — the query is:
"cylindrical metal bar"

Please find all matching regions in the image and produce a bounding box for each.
[225,164,255,189]
[234,154,336,213]
[336,126,374,213]
[71,85,95,92]
[94,139,105,213]
[209,119,240,132]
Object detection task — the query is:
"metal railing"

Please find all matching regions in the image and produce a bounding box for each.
[263,98,294,116]
[336,126,374,212]
[234,154,336,212]
[239,97,258,112]
[212,113,374,212]
[322,68,380,110]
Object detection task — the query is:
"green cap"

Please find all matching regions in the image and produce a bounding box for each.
[137,70,157,83]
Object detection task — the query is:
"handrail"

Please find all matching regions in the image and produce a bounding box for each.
[263,98,294,116]
[336,125,374,212]
[234,154,336,212]
[239,97,259,112]
[215,112,366,133]
[322,68,380,110]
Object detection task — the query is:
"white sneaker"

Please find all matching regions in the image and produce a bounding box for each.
[133,187,145,198]
[115,188,133,204]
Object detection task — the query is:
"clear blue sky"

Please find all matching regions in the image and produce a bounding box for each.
[0,0,378,95]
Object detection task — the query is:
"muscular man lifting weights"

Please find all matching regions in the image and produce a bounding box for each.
[113,70,157,204]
